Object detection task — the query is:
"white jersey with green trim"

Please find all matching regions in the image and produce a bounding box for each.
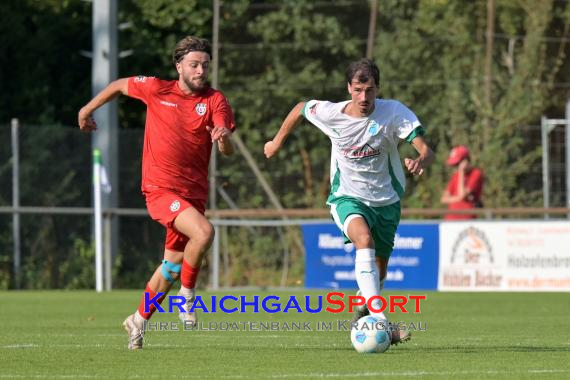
[303,98,421,207]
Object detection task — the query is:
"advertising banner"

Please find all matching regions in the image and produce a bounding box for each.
[302,223,439,290]
[439,221,570,291]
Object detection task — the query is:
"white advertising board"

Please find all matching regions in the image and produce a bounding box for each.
[439,221,570,291]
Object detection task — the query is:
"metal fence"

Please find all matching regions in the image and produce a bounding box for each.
[1,121,568,290]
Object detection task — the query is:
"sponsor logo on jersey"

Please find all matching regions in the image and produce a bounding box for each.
[169,200,181,212]
[134,75,147,83]
[309,102,320,115]
[160,100,177,108]
[195,103,207,116]
[343,144,380,159]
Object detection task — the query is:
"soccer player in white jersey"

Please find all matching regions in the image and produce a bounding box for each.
[264,58,434,345]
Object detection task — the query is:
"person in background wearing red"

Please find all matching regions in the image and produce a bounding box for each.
[441,145,484,220]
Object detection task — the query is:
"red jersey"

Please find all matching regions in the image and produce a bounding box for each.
[127,76,235,203]
[444,167,484,220]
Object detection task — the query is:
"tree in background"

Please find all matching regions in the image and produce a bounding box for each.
[1,0,568,288]
[217,1,370,209]
[374,0,569,209]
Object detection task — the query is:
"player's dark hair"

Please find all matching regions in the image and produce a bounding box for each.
[172,36,212,66]
[346,58,380,86]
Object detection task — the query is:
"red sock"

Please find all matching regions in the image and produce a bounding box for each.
[137,283,167,320]
[181,260,200,289]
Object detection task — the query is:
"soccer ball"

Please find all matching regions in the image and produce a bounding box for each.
[350,315,391,353]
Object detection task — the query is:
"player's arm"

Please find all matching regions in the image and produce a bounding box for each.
[78,78,129,132]
[217,132,234,156]
[207,126,234,156]
[404,135,434,176]
[208,94,236,156]
[264,102,306,159]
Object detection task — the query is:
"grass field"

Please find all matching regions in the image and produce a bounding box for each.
[1,290,569,379]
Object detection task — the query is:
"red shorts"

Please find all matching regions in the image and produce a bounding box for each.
[144,188,206,252]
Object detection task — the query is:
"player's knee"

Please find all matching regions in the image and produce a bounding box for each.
[161,259,182,284]
[195,222,215,248]
[352,233,374,249]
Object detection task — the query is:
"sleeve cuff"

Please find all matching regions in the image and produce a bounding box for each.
[405,126,425,143]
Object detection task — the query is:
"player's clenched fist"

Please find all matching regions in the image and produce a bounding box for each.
[206,126,231,142]
[264,140,280,159]
[78,107,97,132]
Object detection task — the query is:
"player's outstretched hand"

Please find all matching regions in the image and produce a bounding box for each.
[264,140,280,159]
[78,107,97,132]
[404,157,424,176]
[207,126,232,142]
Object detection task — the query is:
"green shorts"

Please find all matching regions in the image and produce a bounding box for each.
[328,196,401,258]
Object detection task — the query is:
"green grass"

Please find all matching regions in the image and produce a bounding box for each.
[0,290,569,379]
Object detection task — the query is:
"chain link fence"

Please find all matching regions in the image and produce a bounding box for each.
[0,122,566,290]
[0,123,307,290]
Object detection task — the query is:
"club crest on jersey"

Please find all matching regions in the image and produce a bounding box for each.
[195,103,207,116]
[169,200,181,212]
[368,120,381,136]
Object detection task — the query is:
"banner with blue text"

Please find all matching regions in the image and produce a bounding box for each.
[302,223,439,290]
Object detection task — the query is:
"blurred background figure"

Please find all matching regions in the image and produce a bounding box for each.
[440,145,484,220]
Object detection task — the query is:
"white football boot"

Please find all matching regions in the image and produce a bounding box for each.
[178,288,198,327]
[389,322,412,346]
[122,314,144,350]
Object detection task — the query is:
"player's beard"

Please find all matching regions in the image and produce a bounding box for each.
[184,76,208,93]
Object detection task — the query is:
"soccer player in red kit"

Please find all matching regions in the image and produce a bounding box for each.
[78,36,235,349]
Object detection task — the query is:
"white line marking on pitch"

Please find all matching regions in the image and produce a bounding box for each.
[2,369,569,379]
[0,344,39,349]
